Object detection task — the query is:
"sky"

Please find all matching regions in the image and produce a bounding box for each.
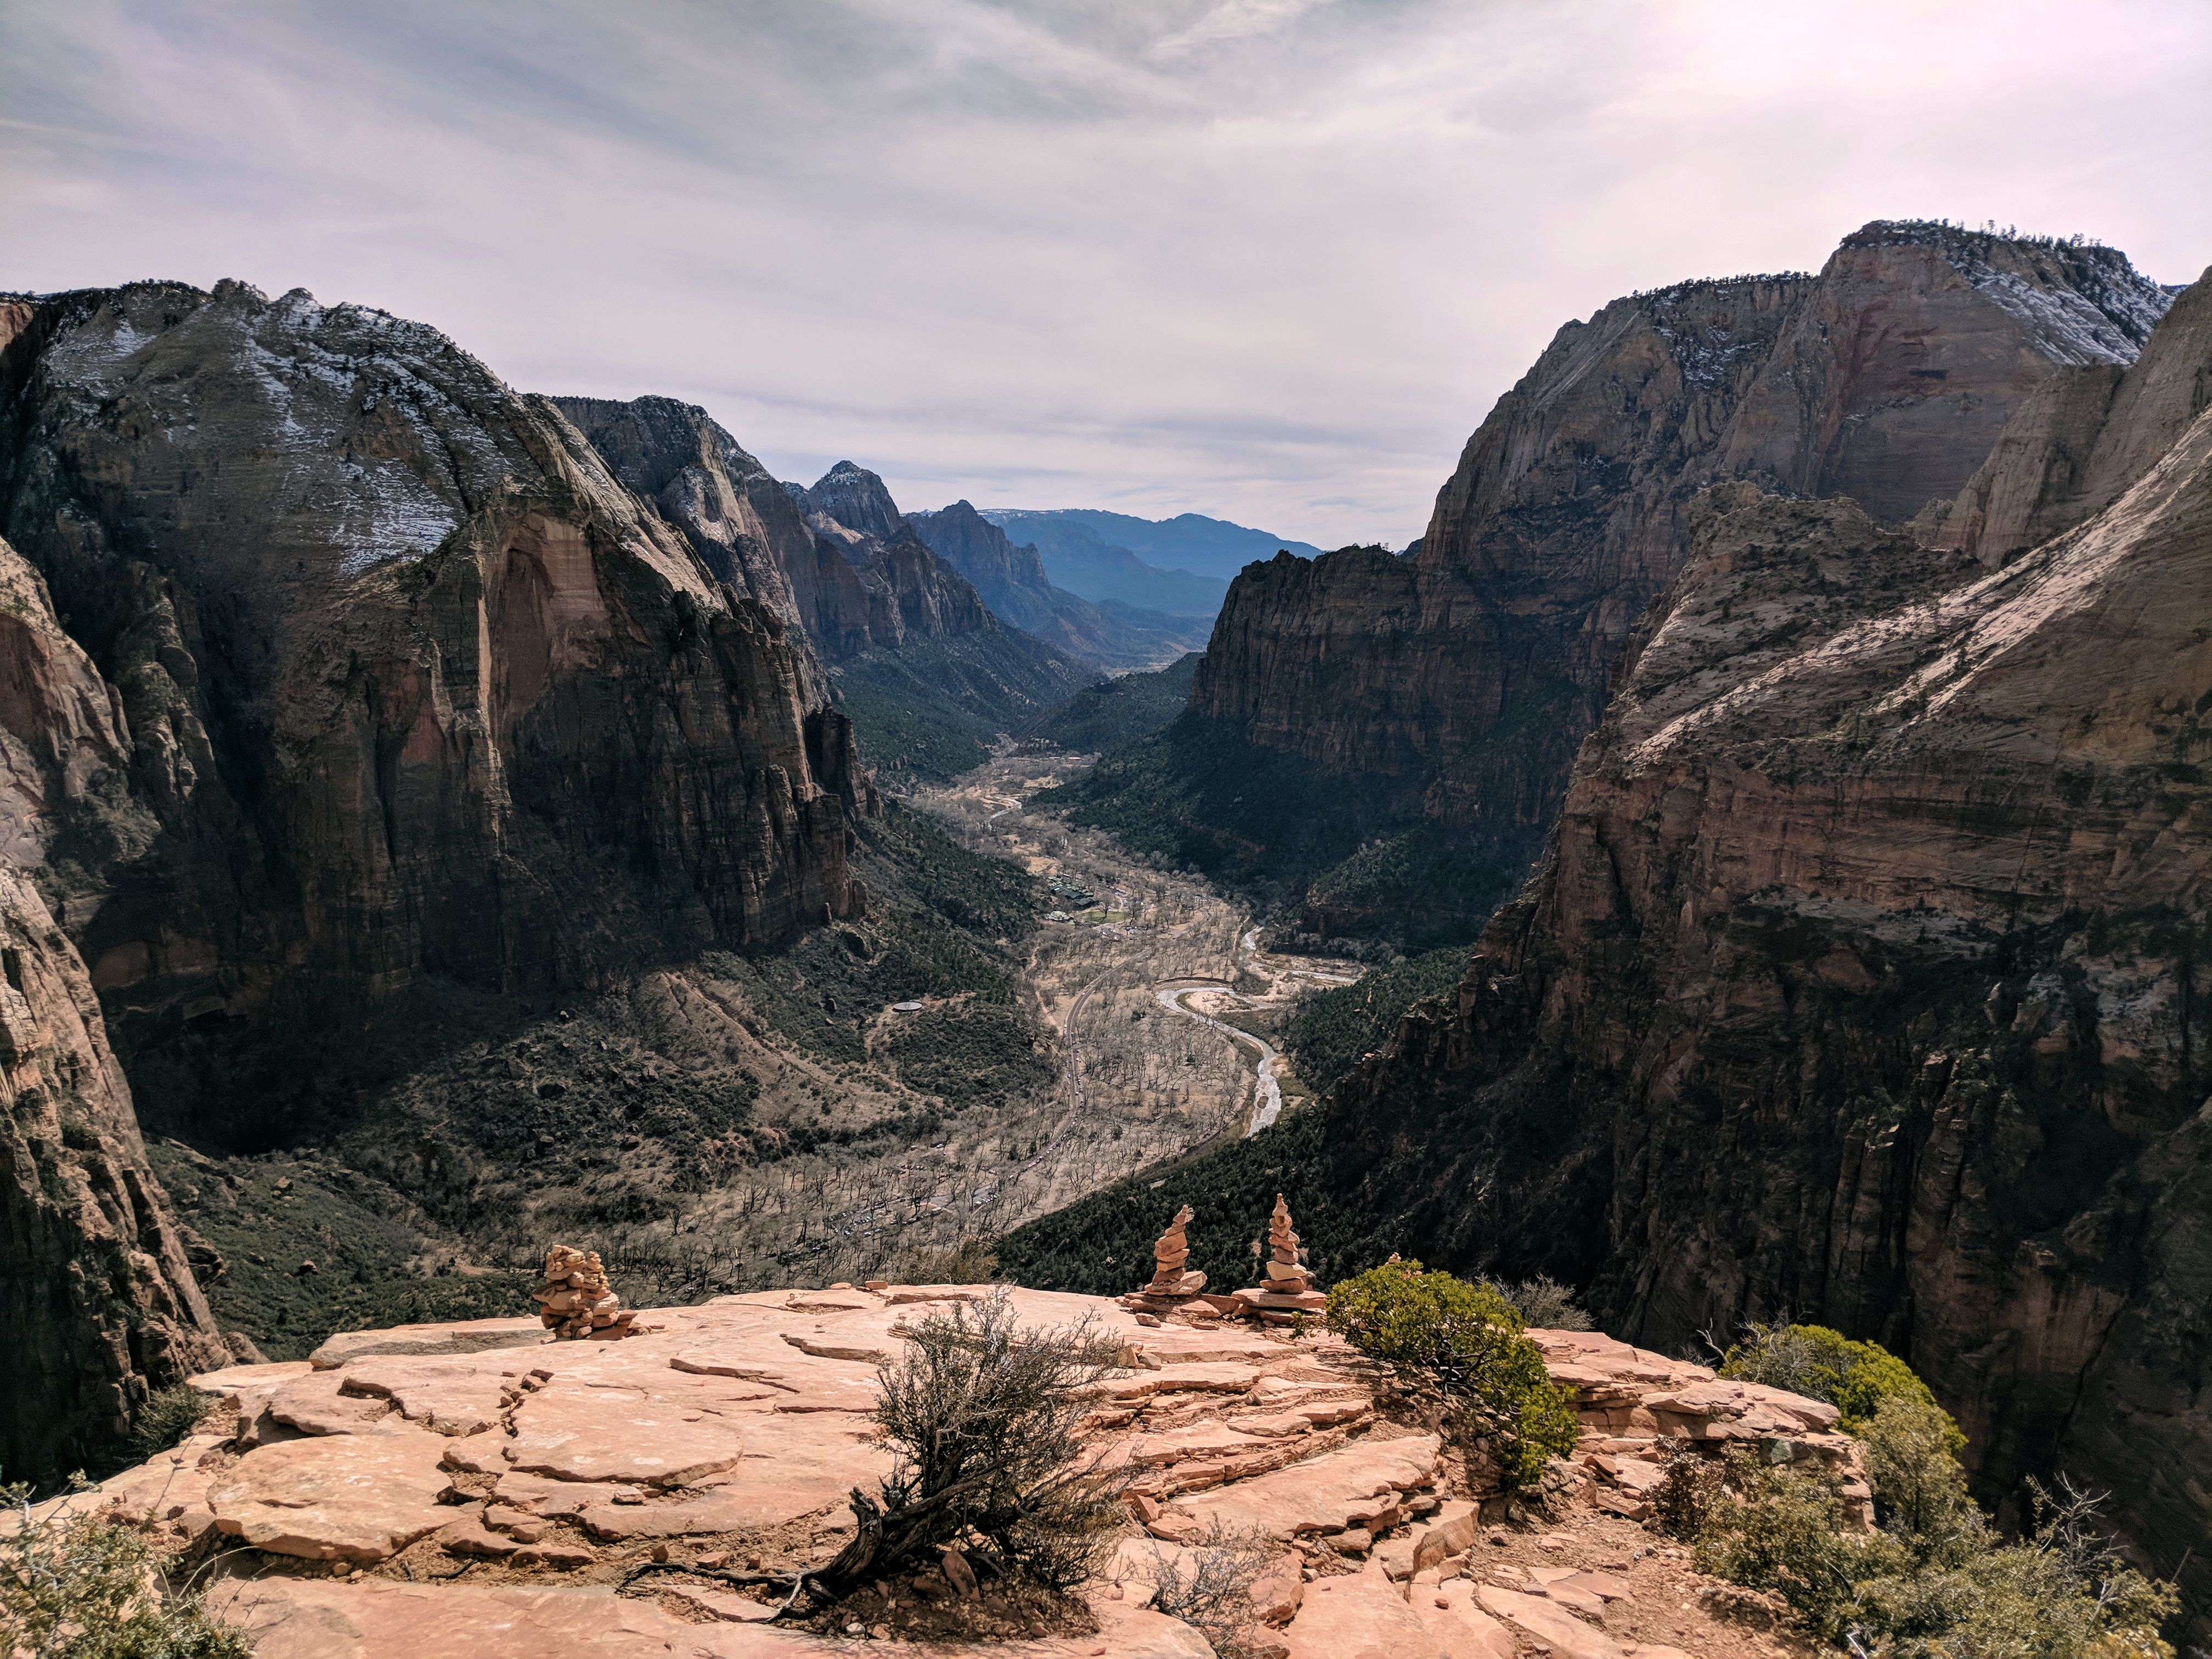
[4,1,2208,549]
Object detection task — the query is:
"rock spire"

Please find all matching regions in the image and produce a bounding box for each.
[533,1245,641,1341]
[1233,1195,1327,1323]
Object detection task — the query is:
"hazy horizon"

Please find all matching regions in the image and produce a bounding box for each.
[5,0,2207,548]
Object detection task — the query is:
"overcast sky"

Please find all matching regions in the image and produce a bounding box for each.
[5,1,2207,548]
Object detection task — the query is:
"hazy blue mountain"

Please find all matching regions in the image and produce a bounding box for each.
[993,516,1230,618]
[982,509,1328,583]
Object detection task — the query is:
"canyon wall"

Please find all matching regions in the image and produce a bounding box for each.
[1328,266,2212,1617]
[1183,223,2174,926]
[0,279,866,1055]
[1,533,230,1479]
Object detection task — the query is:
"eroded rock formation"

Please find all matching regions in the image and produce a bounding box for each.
[0,280,867,1045]
[1,861,229,1479]
[57,1283,1859,1655]
[1182,223,2174,931]
[1327,265,2212,1615]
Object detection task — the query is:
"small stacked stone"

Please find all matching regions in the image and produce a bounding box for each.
[1119,1205,1210,1315]
[533,1244,640,1341]
[1232,1194,1327,1323]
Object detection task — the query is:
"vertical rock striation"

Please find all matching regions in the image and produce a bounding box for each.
[1182,224,2174,929]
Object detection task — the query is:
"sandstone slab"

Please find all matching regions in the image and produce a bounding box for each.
[207,1427,455,1560]
[503,1381,745,1486]
[1477,1584,1624,1659]
[1171,1433,1440,1539]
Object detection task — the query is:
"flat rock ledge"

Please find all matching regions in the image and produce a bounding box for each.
[53,1284,1861,1658]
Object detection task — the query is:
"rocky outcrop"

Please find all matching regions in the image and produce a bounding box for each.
[546,395,819,676]
[1181,223,2174,929]
[799,459,906,540]
[2,860,228,1480]
[1916,264,2212,563]
[0,279,865,1046]
[1325,272,2212,1616]
[63,1284,1857,1656]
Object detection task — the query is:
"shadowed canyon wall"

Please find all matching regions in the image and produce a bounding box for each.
[1181,223,2174,930]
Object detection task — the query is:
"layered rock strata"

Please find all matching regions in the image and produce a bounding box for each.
[1,862,229,1479]
[54,1284,1859,1657]
[1327,267,2212,1616]
[1183,223,2174,926]
[0,279,867,1041]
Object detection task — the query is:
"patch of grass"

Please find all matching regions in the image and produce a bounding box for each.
[130,1386,212,1457]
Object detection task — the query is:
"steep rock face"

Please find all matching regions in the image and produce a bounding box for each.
[1918,264,2212,563]
[1186,224,2172,923]
[1329,298,2212,1616]
[908,497,1053,602]
[0,534,148,873]
[803,458,905,540]
[2,861,229,1480]
[546,395,817,668]
[0,280,864,1043]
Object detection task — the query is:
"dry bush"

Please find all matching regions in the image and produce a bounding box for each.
[1147,1520,1277,1659]
[813,1289,1128,1598]
[1649,1437,1722,1540]
[2,1477,253,1657]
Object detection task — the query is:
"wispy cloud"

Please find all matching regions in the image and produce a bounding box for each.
[2,0,2205,546]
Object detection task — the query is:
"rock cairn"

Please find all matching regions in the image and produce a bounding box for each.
[1232,1194,1327,1324]
[1120,1205,1211,1316]
[533,1244,641,1341]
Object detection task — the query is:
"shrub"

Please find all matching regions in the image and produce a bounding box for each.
[812,1289,1128,1598]
[131,1386,213,1458]
[1719,1323,1962,1451]
[1147,1519,1277,1659]
[1649,1437,1723,1541]
[1694,1389,2179,1659]
[1483,1273,1595,1332]
[1323,1259,1577,1489]
[1,1477,255,1657]
[1695,1449,1895,1637]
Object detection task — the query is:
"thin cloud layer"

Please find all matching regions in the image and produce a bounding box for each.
[3,0,2206,546]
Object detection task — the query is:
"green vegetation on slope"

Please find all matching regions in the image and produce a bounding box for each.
[1325,1260,1578,1489]
[1020,653,1200,754]
[144,1141,535,1363]
[1041,713,1520,945]
[1688,1368,2176,1659]
[1283,945,1469,1093]
[142,803,1050,1359]
[834,629,1091,784]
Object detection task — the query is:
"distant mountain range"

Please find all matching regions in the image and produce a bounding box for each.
[978,509,1329,618]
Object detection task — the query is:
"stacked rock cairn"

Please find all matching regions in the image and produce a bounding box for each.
[533,1244,641,1340]
[1231,1194,1327,1324]
[1119,1205,1210,1316]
